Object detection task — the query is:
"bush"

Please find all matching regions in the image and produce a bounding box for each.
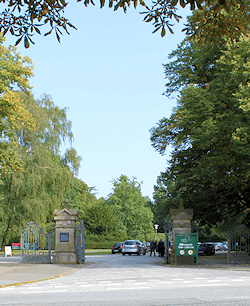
[85,241,114,249]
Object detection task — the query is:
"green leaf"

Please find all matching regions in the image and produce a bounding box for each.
[161,26,166,37]
[180,0,186,8]
[15,36,23,46]
[152,25,161,34]
[34,27,41,34]
[56,31,61,43]
[100,0,105,8]
[24,36,30,48]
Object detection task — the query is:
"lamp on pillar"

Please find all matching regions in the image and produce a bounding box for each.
[154,224,159,240]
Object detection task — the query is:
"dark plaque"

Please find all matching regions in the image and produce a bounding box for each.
[60,233,69,242]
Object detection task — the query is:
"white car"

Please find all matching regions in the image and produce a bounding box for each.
[213,242,227,251]
[122,240,146,256]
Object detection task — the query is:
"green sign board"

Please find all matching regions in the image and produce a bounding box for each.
[24,243,35,250]
[175,233,198,264]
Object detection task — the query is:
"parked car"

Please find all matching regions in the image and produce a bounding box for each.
[222,241,228,250]
[111,242,124,254]
[198,243,215,256]
[122,240,146,256]
[141,243,148,254]
[145,242,150,252]
[213,242,227,251]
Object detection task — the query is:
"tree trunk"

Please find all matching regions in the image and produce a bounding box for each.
[1,223,11,251]
[1,178,14,251]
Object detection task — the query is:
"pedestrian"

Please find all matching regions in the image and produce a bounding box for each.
[158,239,165,257]
[150,239,156,257]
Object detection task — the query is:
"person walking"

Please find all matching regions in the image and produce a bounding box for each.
[150,239,156,257]
[158,239,165,257]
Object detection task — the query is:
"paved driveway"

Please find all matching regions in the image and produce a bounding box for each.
[1,253,250,305]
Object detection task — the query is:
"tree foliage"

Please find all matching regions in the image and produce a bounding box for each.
[0,0,249,47]
[83,198,125,241]
[151,37,250,227]
[0,36,35,175]
[0,93,81,249]
[106,175,154,240]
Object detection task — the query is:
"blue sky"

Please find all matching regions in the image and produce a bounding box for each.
[5,3,188,199]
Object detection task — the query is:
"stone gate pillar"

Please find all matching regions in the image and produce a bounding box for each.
[53,200,78,264]
[170,199,194,264]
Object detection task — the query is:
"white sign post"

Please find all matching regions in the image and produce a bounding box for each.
[5,246,12,257]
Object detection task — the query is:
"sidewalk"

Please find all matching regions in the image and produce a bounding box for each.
[0,258,79,287]
[168,253,250,271]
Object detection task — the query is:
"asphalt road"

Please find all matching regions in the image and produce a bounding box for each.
[1,253,250,306]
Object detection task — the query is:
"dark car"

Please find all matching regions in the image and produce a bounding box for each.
[111,242,124,254]
[198,243,215,256]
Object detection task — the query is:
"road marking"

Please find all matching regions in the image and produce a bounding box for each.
[231,279,246,282]
[158,281,172,284]
[170,279,184,281]
[80,284,95,287]
[183,281,195,283]
[107,287,151,291]
[188,284,229,287]
[54,286,69,288]
[124,280,136,282]
[100,281,113,284]
[230,296,250,299]
[207,280,222,282]
[168,274,180,276]
[194,278,207,280]
[74,282,88,285]
[21,290,67,293]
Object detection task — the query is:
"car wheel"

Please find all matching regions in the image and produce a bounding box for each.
[143,251,146,255]
[112,250,115,254]
[122,253,125,256]
[129,253,131,256]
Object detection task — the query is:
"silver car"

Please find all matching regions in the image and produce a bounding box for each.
[122,240,146,256]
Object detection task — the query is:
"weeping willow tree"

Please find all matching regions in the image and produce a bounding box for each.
[0,93,81,249]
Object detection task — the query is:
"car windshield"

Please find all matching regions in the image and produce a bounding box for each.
[125,241,136,245]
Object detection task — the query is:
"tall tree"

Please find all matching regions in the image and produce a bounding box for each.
[151,37,250,227]
[106,175,154,240]
[0,0,249,47]
[0,93,81,249]
[0,36,35,176]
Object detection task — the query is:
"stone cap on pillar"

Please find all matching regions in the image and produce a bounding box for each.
[170,208,193,221]
[53,207,78,221]
[53,199,78,222]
